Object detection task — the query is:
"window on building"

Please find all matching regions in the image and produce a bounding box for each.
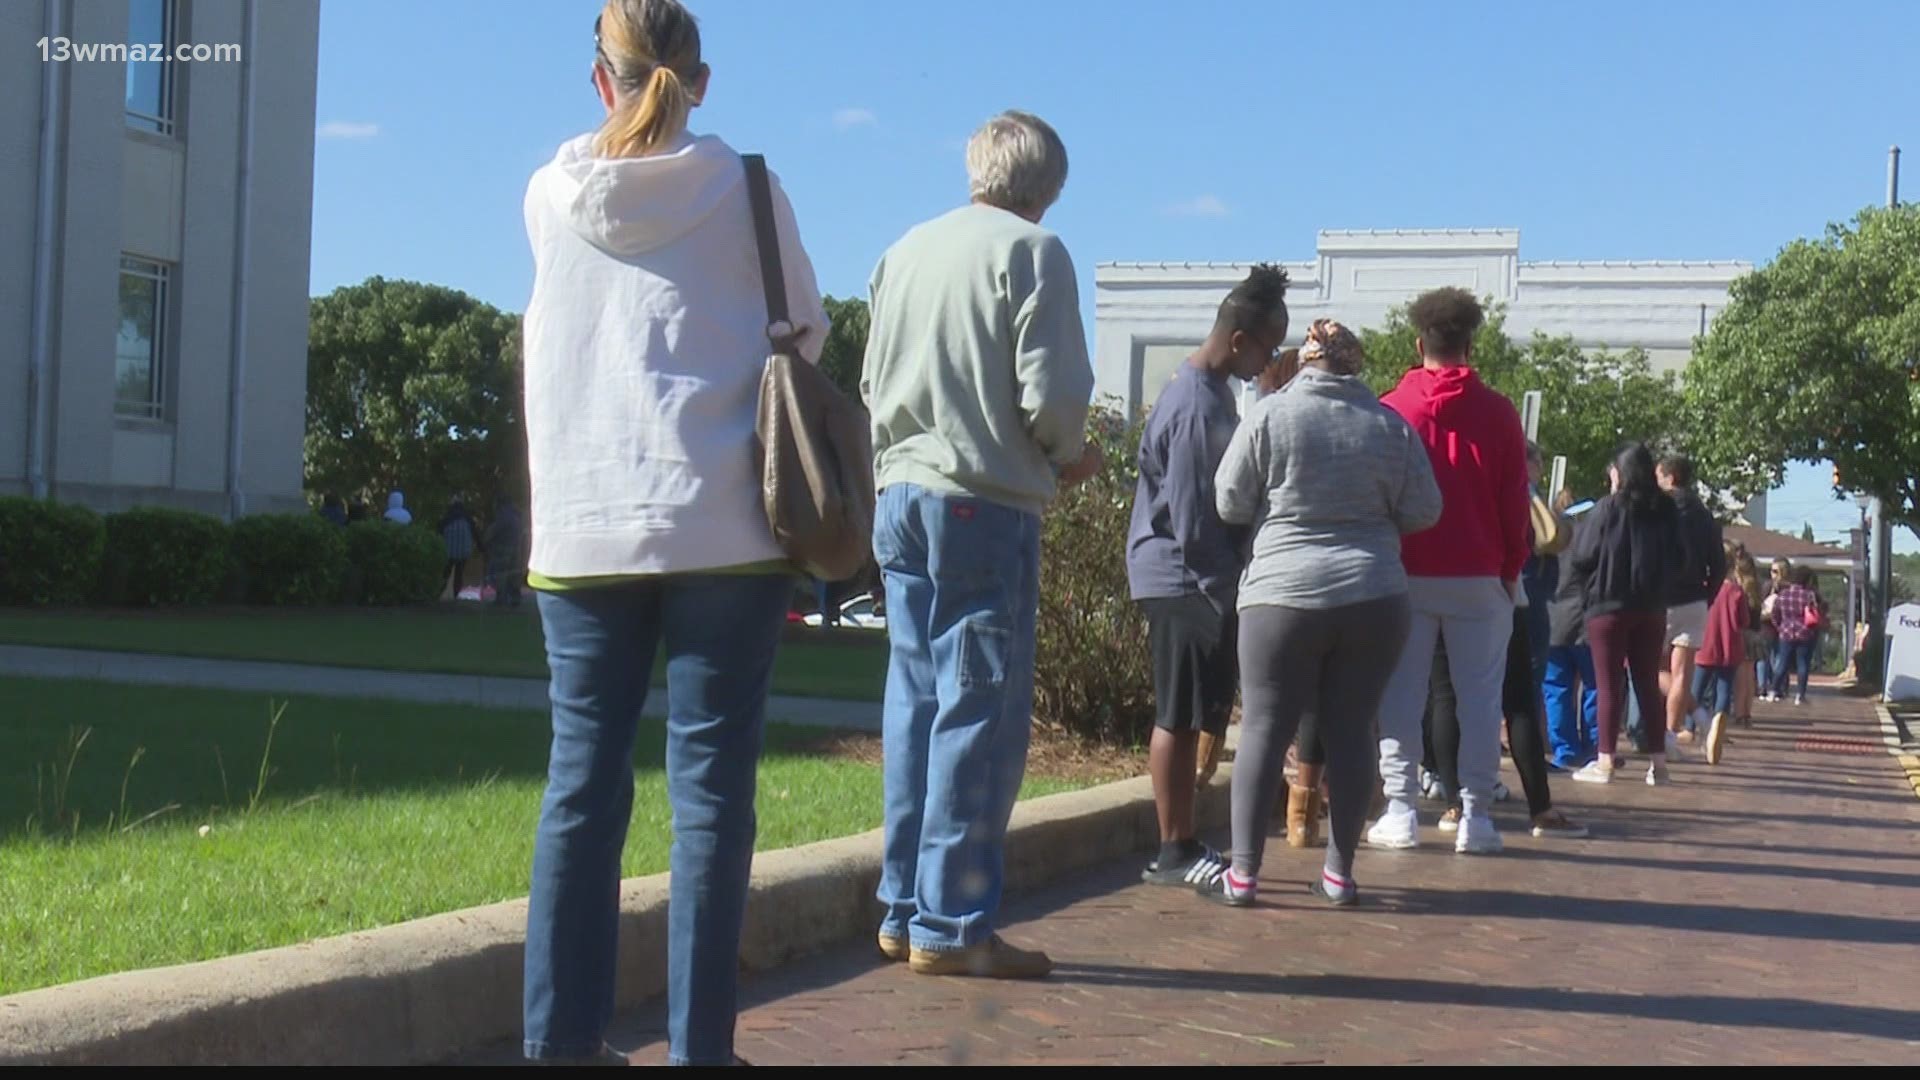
[125,0,176,135]
[116,256,170,420]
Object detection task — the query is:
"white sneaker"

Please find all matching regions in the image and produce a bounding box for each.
[1437,806,1462,833]
[1794,694,1807,706]
[1646,762,1671,786]
[1366,804,1419,850]
[1572,761,1614,784]
[1455,813,1504,855]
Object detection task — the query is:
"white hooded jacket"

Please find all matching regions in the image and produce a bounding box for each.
[522,131,828,578]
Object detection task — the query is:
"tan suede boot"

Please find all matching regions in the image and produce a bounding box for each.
[1196,729,1224,785]
[1286,785,1322,848]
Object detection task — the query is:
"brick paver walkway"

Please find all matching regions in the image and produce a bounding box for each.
[589,689,1920,1065]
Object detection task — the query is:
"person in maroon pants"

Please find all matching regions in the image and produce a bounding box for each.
[1569,443,1685,787]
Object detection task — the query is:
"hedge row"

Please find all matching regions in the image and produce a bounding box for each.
[0,497,445,608]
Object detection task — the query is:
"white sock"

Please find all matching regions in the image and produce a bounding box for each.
[1319,867,1356,903]
[1223,867,1257,900]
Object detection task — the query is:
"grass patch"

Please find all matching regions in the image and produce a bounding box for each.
[0,608,887,701]
[0,678,1083,996]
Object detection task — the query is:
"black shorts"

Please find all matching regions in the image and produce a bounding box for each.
[1141,594,1238,736]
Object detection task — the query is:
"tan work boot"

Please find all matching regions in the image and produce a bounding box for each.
[877,931,909,963]
[908,935,1053,979]
[1286,785,1323,848]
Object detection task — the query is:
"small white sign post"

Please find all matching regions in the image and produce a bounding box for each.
[1885,603,1920,702]
[1521,391,1543,442]
[1549,455,1568,500]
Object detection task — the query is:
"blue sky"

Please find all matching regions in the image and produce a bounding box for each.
[308,0,1919,549]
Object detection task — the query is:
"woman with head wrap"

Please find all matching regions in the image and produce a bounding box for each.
[1201,320,1443,908]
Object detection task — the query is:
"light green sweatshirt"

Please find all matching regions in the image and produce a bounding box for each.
[860,204,1095,516]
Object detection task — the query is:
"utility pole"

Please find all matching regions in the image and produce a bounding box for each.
[1867,145,1900,692]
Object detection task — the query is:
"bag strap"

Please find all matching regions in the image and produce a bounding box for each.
[741,154,790,333]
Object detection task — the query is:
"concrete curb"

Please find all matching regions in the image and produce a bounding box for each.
[0,644,881,732]
[0,769,1227,1065]
[1872,701,1920,801]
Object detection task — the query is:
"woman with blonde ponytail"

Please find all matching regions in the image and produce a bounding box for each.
[590,0,700,159]
[519,0,830,1066]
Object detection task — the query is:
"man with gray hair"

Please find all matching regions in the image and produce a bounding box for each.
[862,109,1099,980]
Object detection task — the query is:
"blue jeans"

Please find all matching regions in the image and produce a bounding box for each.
[1691,663,1735,717]
[1773,638,1814,699]
[1624,670,1646,749]
[1755,644,1774,696]
[873,484,1041,953]
[1542,644,1598,767]
[524,573,790,1066]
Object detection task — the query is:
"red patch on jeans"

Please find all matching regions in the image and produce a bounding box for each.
[951,504,976,520]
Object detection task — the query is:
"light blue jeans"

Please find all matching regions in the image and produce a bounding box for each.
[873,484,1041,953]
[523,573,790,1066]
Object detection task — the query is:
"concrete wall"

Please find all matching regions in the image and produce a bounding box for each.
[0,4,44,494]
[238,0,320,515]
[1094,228,1751,414]
[0,0,317,516]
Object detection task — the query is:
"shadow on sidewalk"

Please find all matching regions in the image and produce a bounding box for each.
[1048,965,1920,1042]
[1621,804,1918,832]
[1610,836,1920,862]
[1493,844,1920,890]
[1671,778,1918,807]
[1363,886,1920,945]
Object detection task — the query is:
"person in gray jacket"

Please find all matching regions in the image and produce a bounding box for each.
[1198,319,1442,909]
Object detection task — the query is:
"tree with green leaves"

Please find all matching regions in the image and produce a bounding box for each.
[1359,304,1683,497]
[1682,205,1920,536]
[304,278,524,522]
[818,294,870,401]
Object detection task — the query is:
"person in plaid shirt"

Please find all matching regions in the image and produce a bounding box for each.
[1767,568,1820,705]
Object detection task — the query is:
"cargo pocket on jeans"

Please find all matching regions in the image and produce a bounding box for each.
[958,615,1013,690]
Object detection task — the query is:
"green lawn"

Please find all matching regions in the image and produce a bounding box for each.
[0,678,1080,996]
[0,608,888,701]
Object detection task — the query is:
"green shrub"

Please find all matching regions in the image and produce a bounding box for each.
[346,522,445,605]
[101,507,232,607]
[0,497,106,606]
[1034,406,1156,746]
[232,514,350,605]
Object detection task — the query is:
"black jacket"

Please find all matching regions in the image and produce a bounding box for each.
[1570,493,1684,620]
[1548,514,1591,647]
[1666,489,1726,607]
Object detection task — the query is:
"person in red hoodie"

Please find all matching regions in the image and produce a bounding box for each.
[1691,538,1749,766]
[1368,288,1531,856]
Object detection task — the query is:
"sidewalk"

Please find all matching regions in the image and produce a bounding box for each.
[0,644,882,732]
[560,688,1920,1065]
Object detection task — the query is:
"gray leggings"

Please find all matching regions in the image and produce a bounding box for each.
[1232,594,1412,882]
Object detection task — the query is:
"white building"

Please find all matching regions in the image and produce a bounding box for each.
[1094,228,1750,416]
[2,0,321,517]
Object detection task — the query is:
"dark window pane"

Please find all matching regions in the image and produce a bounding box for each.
[116,266,162,415]
[126,0,171,131]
